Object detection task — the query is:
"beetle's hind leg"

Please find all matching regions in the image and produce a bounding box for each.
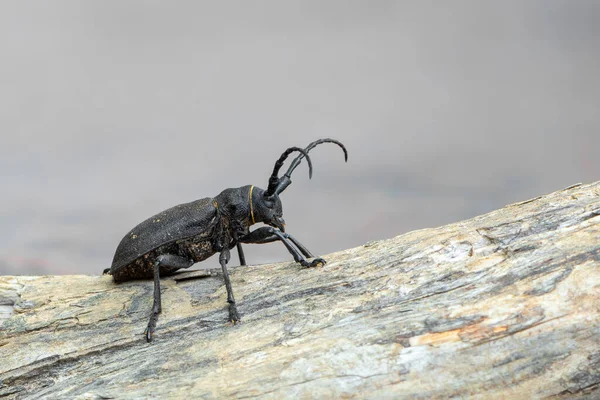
[145,254,193,342]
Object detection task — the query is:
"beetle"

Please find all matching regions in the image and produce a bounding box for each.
[105,138,347,341]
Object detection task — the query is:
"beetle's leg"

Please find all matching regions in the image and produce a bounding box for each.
[236,243,247,266]
[219,248,241,324]
[282,233,315,258]
[239,227,325,268]
[145,254,194,342]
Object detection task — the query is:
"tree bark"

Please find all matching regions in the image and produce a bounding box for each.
[1,182,599,399]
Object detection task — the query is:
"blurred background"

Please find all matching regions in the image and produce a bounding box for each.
[1,1,599,275]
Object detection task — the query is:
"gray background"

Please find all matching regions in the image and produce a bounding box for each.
[1,1,598,275]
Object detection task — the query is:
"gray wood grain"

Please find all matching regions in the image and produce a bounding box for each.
[1,182,599,399]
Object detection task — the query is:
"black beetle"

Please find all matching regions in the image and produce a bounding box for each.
[105,138,347,341]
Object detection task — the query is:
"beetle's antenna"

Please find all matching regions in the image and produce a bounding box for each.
[265,147,313,197]
[273,138,348,195]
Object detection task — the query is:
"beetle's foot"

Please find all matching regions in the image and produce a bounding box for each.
[303,258,326,268]
[102,268,111,275]
[228,303,241,325]
[145,313,158,342]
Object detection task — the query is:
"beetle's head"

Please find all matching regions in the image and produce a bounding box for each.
[251,188,285,231]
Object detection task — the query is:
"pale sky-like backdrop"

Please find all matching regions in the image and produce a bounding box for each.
[1,1,599,275]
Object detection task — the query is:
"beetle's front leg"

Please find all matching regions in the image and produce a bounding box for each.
[219,248,241,324]
[283,232,315,259]
[239,227,325,268]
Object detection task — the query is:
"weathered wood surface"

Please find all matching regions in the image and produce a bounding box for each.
[1,182,599,399]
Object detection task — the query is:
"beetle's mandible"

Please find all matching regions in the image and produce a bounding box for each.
[104,138,348,342]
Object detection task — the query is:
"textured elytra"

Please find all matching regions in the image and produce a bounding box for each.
[110,197,217,275]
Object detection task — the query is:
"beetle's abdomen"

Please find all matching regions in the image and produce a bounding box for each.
[111,231,217,283]
[112,253,167,283]
[178,237,214,262]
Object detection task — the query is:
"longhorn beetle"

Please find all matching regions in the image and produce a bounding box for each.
[105,139,347,341]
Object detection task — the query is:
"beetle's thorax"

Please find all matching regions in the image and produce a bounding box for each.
[213,185,257,232]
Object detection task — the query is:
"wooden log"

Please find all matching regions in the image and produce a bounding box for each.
[1,182,599,399]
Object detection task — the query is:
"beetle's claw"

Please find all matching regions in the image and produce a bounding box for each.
[309,258,326,268]
[144,327,153,342]
[228,303,241,325]
[145,314,158,342]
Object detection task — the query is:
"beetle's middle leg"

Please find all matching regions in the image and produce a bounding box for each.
[219,248,241,324]
[236,243,247,266]
[144,254,193,342]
